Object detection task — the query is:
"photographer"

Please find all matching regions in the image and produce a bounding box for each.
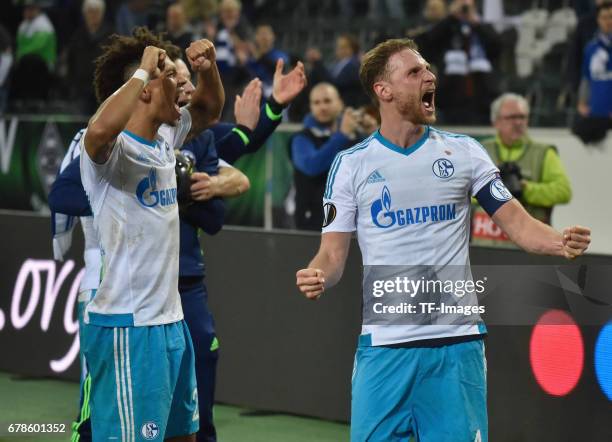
[471,93,572,247]
[416,0,501,124]
[290,83,370,231]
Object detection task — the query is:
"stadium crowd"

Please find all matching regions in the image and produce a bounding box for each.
[0,0,610,135]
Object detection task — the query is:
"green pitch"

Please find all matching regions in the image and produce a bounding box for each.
[0,372,349,442]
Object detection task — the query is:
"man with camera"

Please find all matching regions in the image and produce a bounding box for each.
[471,93,572,247]
[415,0,501,125]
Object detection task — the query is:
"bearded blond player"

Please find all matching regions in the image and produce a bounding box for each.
[296,39,591,442]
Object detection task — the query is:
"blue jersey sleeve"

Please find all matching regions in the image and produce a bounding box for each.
[248,100,283,153]
[48,156,92,217]
[215,124,249,165]
[291,132,353,176]
[180,198,226,235]
[182,130,219,175]
[215,99,284,164]
[179,129,225,233]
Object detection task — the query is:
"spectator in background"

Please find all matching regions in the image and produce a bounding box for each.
[290,83,362,231]
[329,33,368,107]
[204,0,253,117]
[0,24,12,113]
[573,1,612,144]
[115,0,151,36]
[357,104,380,135]
[65,0,113,114]
[166,2,193,49]
[16,0,57,69]
[286,46,330,122]
[367,0,406,20]
[472,93,572,247]
[181,0,218,24]
[246,24,289,97]
[10,0,56,105]
[213,0,253,120]
[408,0,448,74]
[419,0,501,124]
[407,0,448,39]
[214,0,252,74]
[567,0,606,92]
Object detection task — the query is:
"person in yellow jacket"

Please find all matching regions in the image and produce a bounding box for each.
[472,93,572,246]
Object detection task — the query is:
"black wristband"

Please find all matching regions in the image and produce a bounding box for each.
[268,95,287,114]
[235,124,253,138]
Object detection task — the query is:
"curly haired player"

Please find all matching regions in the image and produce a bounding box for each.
[79,27,223,441]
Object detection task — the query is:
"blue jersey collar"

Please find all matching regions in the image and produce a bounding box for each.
[374,126,430,156]
[122,130,156,147]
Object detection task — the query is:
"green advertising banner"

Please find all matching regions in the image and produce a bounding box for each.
[0,115,299,227]
[0,116,87,212]
[224,129,296,228]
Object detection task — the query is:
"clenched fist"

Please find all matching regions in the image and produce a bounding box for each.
[562,226,591,259]
[139,46,167,79]
[186,39,216,72]
[296,268,326,300]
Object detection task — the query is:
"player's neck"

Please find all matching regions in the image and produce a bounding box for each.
[124,114,162,143]
[379,119,425,149]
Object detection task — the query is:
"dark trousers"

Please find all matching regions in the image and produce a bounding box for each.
[180,277,219,442]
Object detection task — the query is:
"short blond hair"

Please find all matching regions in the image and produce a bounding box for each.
[359,38,419,105]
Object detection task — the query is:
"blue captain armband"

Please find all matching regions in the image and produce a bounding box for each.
[475,176,514,217]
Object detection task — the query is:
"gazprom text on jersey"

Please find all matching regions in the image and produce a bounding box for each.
[395,203,456,226]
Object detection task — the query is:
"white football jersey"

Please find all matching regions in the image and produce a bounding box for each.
[80,108,192,327]
[322,127,500,345]
[79,205,101,292]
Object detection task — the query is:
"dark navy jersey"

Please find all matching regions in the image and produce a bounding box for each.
[178,130,225,278]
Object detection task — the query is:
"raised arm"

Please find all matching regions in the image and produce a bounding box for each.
[184,39,225,143]
[215,61,307,163]
[248,59,307,149]
[84,46,166,163]
[296,232,352,300]
[492,199,591,259]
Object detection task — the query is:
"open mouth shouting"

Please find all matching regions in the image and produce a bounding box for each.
[174,90,182,113]
[421,89,435,114]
